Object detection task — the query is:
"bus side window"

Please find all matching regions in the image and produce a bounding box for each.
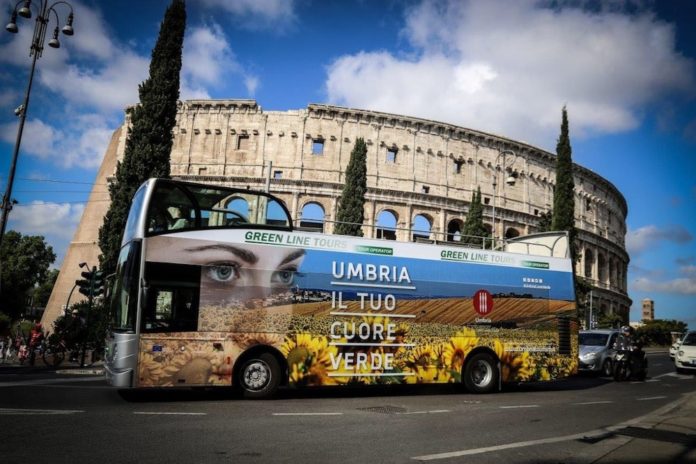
[144,287,199,332]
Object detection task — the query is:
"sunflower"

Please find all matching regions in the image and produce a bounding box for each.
[442,330,480,373]
[232,332,284,350]
[492,339,534,382]
[281,333,338,386]
[402,344,450,383]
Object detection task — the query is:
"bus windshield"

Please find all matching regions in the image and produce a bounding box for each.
[109,240,141,332]
[145,180,292,235]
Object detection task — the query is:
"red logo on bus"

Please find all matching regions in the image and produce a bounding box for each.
[473,289,493,316]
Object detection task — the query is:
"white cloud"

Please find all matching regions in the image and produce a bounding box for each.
[626,224,693,255]
[39,51,148,112]
[7,201,86,267]
[0,119,64,158]
[181,24,260,99]
[325,0,695,148]
[0,115,112,168]
[244,76,259,96]
[9,201,84,241]
[196,0,296,31]
[633,276,696,295]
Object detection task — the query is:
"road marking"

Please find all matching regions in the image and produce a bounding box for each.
[652,372,693,380]
[499,405,539,409]
[272,412,343,416]
[636,396,667,401]
[572,401,613,406]
[0,408,84,415]
[133,412,207,416]
[412,393,692,461]
[399,410,451,415]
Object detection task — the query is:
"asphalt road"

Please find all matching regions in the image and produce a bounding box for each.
[1,351,694,464]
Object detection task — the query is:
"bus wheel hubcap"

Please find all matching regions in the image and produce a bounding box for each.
[244,361,270,390]
[472,360,492,387]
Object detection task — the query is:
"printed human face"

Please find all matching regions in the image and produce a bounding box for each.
[184,243,305,302]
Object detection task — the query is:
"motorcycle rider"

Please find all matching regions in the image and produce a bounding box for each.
[613,325,646,380]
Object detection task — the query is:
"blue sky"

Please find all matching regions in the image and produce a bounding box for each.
[0,0,694,326]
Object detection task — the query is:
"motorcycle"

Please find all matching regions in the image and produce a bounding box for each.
[613,344,647,381]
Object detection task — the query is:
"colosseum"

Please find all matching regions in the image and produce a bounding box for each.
[43,99,631,328]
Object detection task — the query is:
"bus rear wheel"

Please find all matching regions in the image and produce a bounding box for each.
[462,352,499,394]
[238,353,281,399]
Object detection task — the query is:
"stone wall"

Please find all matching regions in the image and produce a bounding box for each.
[43,100,631,330]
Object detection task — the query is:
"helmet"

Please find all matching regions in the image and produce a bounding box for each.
[621,325,631,334]
[71,309,79,315]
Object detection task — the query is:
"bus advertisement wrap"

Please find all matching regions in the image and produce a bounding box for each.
[136,230,577,389]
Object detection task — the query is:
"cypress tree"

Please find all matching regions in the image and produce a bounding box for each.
[461,187,488,247]
[334,138,368,236]
[98,0,186,274]
[551,106,576,259]
[537,210,552,232]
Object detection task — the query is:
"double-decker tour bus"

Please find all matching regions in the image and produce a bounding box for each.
[104,178,578,398]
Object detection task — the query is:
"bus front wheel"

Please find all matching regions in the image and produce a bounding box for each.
[238,353,281,399]
[462,352,499,394]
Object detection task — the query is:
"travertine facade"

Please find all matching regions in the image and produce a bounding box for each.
[43,99,631,329]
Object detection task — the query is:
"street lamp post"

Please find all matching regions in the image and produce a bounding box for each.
[0,0,75,251]
[491,149,518,247]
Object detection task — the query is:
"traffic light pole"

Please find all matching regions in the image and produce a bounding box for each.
[79,266,95,368]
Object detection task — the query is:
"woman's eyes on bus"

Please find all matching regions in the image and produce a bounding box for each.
[207,263,240,283]
[271,268,296,286]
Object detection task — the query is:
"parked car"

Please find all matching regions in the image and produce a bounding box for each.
[578,329,620,376]
[674,330,696,374]
[669,334,684,360]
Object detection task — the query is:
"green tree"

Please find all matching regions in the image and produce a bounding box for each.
[334,138,368,236]
[596,310,624,330]
[635,319,688,346]
[461,187,489,248]
[0,231,56,319]
[98,0,187,275]
[33,268,59,308]
[537,210,552,233]
[50,300,109,356]
[551,106,576,259]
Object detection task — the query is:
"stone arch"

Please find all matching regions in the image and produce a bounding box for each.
[376,209,398,240]
[598,253,607,283]
[505,227,520,239]
[412,214,432,242]
[447,219,463,242]
[584,248,594,279]
[300,201,325,232]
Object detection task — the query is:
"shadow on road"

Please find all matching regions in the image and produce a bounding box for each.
[118,373,614,403]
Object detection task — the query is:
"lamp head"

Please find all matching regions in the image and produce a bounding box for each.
[5,11,18,33]
[18,1,32,19]
[505,175,516,186]
[61,13,74,36]
[79,262,88,269]
[48,27,60,48]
